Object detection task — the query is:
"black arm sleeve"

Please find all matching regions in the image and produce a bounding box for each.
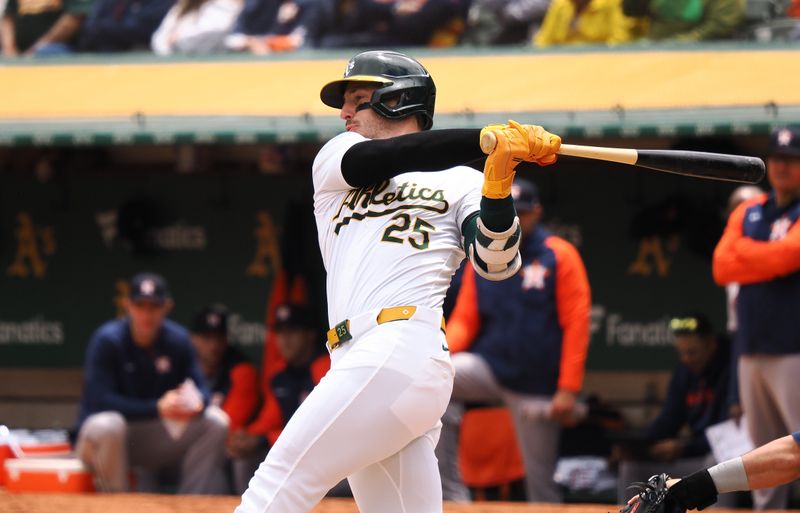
[341,128,484,187]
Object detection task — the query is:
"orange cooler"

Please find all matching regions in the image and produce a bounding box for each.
[4,458,95,493]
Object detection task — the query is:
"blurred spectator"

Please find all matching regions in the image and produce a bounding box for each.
[151,0,243,54]
[78,0,173,52]
[790,0,800,39]
[462,0,550,45]
[317,0,466,48]
[534,0,642,47]
[622,0,745,41]
[190,304,259,434]
[226,0,321,54]
[613,313,733,505]
[1,0,91,56]
[712,125,800,509]
[436,179,591,502]
[74,272,229,493]
[226,303,330,494]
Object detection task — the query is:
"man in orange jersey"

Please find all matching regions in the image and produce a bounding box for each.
[712,125,800,509]
[436,179,591,502]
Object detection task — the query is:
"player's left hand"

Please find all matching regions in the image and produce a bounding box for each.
[508,120,561,166]
[548,389,578,426]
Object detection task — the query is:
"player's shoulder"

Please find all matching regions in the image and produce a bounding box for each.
[545,235,583,262]
[160,319,191,345]
[732,193,770,225]
[314,131,367,164]
[739,193,769,214]
[86,319,131,358]
[91,318,127,344]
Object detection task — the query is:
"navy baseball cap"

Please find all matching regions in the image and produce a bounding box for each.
[273,304,315,330]
[511,180,540,212]
[770,126,800,157]
[129,272,170,304]
[669,313,713,336]
[191,304,228,335]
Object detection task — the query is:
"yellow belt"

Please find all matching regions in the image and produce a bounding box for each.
[326,306,446,352]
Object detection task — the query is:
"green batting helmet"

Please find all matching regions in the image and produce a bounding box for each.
[320,51,436,130]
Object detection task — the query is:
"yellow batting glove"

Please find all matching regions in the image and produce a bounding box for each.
[509,120,562,166]
[479,122,531,199]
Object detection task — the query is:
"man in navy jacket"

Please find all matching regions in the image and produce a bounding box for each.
[615,314,732,504]
[74,272,229,493]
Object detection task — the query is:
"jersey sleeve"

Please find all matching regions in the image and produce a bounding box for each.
[713,195,800,285]
[222,362,261,432]
[312,131,367,194]
[446,263,481,353]
[548,237,591,393]
[793,431,800,446]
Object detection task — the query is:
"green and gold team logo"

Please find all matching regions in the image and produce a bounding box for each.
[628,234,680,277]
[246,211,281,278]
[6,212,57,279]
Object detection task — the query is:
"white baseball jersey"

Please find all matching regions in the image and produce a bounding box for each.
[313,131,483,325]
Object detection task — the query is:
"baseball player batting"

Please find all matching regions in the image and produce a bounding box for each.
[233,50,561,513]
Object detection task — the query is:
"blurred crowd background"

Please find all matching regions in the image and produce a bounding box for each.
[1,0,800,57]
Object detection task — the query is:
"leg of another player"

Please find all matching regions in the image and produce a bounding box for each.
[75,411,129,492]
[177,405,230,494]
[740,355,797,509]
[503,392,562,502]
[437,352,505,501]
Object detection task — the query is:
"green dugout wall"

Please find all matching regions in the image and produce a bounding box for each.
[0,145,749,371]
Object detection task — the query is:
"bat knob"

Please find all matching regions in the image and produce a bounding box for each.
[480,131,497,155]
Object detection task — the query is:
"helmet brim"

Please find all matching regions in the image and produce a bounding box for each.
[320,75,393,109]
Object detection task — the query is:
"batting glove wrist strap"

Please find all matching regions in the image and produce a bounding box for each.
[482,172,516,199]
[670,470,718,511]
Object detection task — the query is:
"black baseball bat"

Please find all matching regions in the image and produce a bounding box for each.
[480,133,765,184]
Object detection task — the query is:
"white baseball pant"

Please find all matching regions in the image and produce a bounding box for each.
[234,306,454,513]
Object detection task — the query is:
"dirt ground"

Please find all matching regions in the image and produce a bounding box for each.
[0,492,633,513]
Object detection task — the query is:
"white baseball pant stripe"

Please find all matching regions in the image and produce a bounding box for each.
[235,308,454,513]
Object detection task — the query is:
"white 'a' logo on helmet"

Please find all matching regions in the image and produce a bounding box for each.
[345,59,355,76]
